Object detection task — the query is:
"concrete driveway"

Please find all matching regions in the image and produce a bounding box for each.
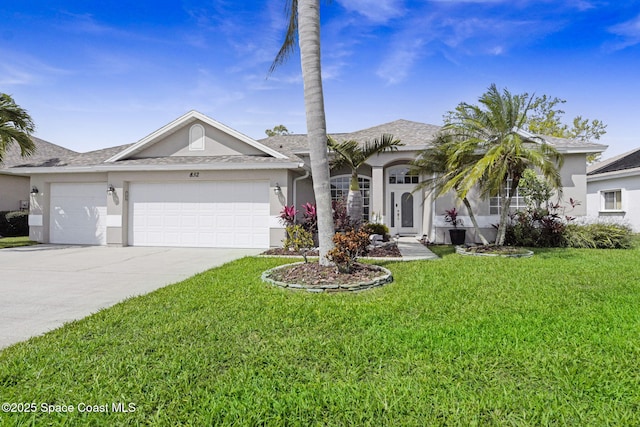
[0,245,260,350]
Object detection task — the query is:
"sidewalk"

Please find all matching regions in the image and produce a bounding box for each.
[396,236,439,260]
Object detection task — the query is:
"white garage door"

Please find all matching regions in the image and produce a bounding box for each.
[50,183,107,245]
[129,181,270,248]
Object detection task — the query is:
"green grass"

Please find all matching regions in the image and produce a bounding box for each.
[0,236,37,249]
[2,248,640,425]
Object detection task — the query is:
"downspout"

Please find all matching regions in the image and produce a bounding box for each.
[293,165,310,209]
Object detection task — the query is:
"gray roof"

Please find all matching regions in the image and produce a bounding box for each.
[3,118,607,173]
[588,147,640,175]
[1,137,78,168]
[259,119,606,156]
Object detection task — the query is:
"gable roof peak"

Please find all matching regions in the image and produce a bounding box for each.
[105,111,287,162]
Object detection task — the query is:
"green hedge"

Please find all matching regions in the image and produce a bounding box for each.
[564,223,635,249]
[0,210,29,237]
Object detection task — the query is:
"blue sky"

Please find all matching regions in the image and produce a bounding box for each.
[2,1,639,158]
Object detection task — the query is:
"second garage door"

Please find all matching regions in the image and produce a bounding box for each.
[50,183,107,245]
[128,181,270,248]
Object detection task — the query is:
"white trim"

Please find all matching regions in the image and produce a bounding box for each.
[189,124,205,151]
[28,214,43,226]
[587,167,640,181]
[269,215,285,229]
[107,215,122,227]
[600,188,623,211]
[11,162,304,174]
[105,110,288,162]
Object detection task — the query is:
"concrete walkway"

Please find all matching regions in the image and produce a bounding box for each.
[396,236,439,260]
[0,245,260,350]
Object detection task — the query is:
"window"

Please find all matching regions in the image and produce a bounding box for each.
[602,190,622,211]
[389,167,419,184]
[330,176,370,221]
[489,179,526,215]
[189,124,205,151]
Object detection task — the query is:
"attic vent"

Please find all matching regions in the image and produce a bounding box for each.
[189,124,205,151]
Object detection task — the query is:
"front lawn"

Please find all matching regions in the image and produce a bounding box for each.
[0,236,37,249]
[1,248,640,425]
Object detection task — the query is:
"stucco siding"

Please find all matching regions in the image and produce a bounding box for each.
[587,174,640,232]
[0,175,29,211]
[133,121,265,158]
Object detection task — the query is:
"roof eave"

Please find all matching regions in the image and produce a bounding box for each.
[587,166,640,181]
[9,162,305,174]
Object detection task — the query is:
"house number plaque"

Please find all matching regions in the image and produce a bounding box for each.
[189,172,200,178]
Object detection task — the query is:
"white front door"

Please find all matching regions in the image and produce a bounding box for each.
[387,167,421,236]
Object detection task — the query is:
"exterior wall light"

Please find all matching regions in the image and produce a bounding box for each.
[107,184,115,195]
[30,186,39,195]
[274,183,282,195]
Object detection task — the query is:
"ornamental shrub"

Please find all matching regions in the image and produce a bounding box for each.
[283,225,315,263]
[361,222,390,241]
[0,210,29,237]
[327,229,370,273]
[564,223,634,249]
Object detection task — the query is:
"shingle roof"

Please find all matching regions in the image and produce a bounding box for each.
[259,119,606,155]
[587,147,640,175]
[1,137,78,168]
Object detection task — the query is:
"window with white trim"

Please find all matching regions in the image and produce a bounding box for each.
[602,189,622,211]
[489,179,526,215]
[330,176,370,221]
[189,124,205,151]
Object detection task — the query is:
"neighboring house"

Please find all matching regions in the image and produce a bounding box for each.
[1,111,606,247]
[0,137,77,211]
[586,147,640,232]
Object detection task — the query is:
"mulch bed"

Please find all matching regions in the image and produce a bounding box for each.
[268,262,386,287]
[261,243,402,258]
[462,245,530,255]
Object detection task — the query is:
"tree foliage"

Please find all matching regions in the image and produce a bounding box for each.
[0,93,35,163]
[265,124,291,137]
[526,95,607,141]
[442,84,564,246]
[328,134,403,223]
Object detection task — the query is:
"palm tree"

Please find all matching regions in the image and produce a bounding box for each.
[442,84,564,246]
[411,132,490,245]
[328,134,403,224]
[270,0,335,265]
[0,93,35,163]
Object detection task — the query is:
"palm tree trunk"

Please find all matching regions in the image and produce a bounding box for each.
[298,0,334,264]
[462,197,489,245]
[495,179,518,246]
[346,171,363,226]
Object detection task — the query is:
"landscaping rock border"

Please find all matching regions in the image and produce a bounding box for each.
[262,262,394,293]
[455,246,534,258]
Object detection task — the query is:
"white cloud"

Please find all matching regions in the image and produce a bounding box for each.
[608,14,640,50]
[376,38,425,85]
[337,0,406,23]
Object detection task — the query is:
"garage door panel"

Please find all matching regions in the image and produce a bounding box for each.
[50,183,107,245]
[129,181,269,248]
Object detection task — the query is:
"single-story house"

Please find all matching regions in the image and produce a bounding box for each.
[586,147,640,232]
[0,110,606,247]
